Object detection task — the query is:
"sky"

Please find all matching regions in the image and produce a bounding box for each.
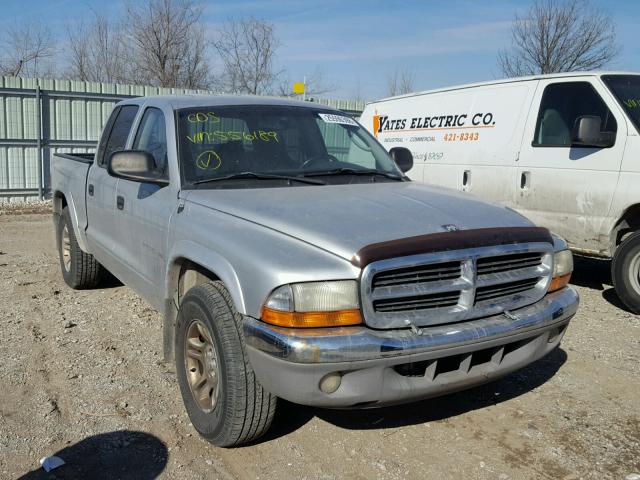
[1,0,639,100]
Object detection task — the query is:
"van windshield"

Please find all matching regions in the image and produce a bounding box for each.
[603,75,640,133]
[177,105,403,188]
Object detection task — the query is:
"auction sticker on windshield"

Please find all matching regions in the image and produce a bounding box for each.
[318,113,358,126]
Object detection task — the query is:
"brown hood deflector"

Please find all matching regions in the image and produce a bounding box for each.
[351,227,553,268]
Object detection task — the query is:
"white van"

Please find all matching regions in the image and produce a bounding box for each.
[361,72,640,313]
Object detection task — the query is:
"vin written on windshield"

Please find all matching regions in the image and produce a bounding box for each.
[177,105,403,188]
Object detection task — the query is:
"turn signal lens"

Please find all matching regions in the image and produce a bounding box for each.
[261,307,362,328]
[549,250,573,292]
[261,280,362,328]
[548,273,571,292]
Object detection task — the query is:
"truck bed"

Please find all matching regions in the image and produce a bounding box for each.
[51,153,94,250]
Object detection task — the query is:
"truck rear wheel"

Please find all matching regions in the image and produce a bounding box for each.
[612,231,640,314]
[56,207,103,289]
[175,281,277,447]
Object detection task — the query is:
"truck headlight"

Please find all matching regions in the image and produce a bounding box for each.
[261,280,362,328]
[548,249,573,292]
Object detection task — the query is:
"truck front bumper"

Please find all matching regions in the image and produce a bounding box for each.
[243,287,578,408]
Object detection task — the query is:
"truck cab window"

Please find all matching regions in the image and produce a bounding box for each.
[177,106,400,187]
[133,107,168,178]
[315,118,376,169]
[97,105,139,167]
[533,82,617,147]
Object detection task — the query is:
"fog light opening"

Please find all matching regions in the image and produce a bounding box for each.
[319,372,342,394]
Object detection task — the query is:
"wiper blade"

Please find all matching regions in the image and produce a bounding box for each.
[303,168,404,181]
[192,172,326,186]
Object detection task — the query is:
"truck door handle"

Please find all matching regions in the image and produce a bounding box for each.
[88,184,94,196]
[520,171,530,190]
[117,195,125,210]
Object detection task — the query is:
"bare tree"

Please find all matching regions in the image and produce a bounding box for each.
[386,67,415,97]
[277,68,335,98]
[499,0,620,77]
[215,17,281,95]
[126,0,210,89]
[66,13,128,83]
[0,22,56,77]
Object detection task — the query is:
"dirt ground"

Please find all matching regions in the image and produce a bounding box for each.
[0,209,638,480]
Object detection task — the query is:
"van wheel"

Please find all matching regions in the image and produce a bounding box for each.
[56,207,103,289]
[175,281,277,447]
[612,231,640,314]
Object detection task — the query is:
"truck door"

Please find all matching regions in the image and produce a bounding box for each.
[114,106,174,307]
[85,105,139,269]
[516,79,627,251]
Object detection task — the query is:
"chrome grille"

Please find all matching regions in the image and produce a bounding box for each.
[476,252,542,275]
[372,261,461,288]
[373,291,460,312]
[360,243,553,329]
[475,278,540,303]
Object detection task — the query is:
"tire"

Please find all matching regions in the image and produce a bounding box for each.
[175,281,277,447]
[612,231,640,314]
[56,207,103,289]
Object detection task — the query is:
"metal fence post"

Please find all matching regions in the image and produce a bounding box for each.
[36,85,43,200]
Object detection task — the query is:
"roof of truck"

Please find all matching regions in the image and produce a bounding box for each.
[116,94,339,111]
[368,71,640,105]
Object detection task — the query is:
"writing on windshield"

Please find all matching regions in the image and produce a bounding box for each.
[178,105,400,186]
[186,130,279,144]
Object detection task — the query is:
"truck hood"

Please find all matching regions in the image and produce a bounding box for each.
[185,182,534,261]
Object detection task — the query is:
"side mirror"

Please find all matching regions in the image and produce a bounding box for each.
[107,151,169,185]
[571,116,615,148]
[389,147,413,173]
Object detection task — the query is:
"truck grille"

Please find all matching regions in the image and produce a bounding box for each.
[476,252,542,275]
[373,291,460,312]
[372,261,461,288]
[360,243,553,329]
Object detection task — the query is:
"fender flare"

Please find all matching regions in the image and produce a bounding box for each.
[165,240,246,314]
[53,190,89,252]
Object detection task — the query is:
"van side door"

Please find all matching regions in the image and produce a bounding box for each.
[516,79,627,252]
[447,82,537,209]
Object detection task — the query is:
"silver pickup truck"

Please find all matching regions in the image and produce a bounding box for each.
[51,95,579,447]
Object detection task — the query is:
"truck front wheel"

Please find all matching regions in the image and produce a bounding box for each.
[56,207,103,289]
[175,281,277,447]
[612,231,640,314]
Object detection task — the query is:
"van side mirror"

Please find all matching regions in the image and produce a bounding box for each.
[389,147,413,173]
[571,116,615,148]
[107,151,169,185]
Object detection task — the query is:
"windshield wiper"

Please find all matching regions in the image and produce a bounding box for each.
[192,172,326,186]
[303,167,404,181]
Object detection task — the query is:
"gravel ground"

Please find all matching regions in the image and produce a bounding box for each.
[0,210,638,480]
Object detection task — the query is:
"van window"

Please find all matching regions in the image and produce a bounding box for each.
[603,74,640,133]
[533,82,617,147]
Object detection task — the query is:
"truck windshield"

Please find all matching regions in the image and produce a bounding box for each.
[177,105,403,187]
[603,75,640,133]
